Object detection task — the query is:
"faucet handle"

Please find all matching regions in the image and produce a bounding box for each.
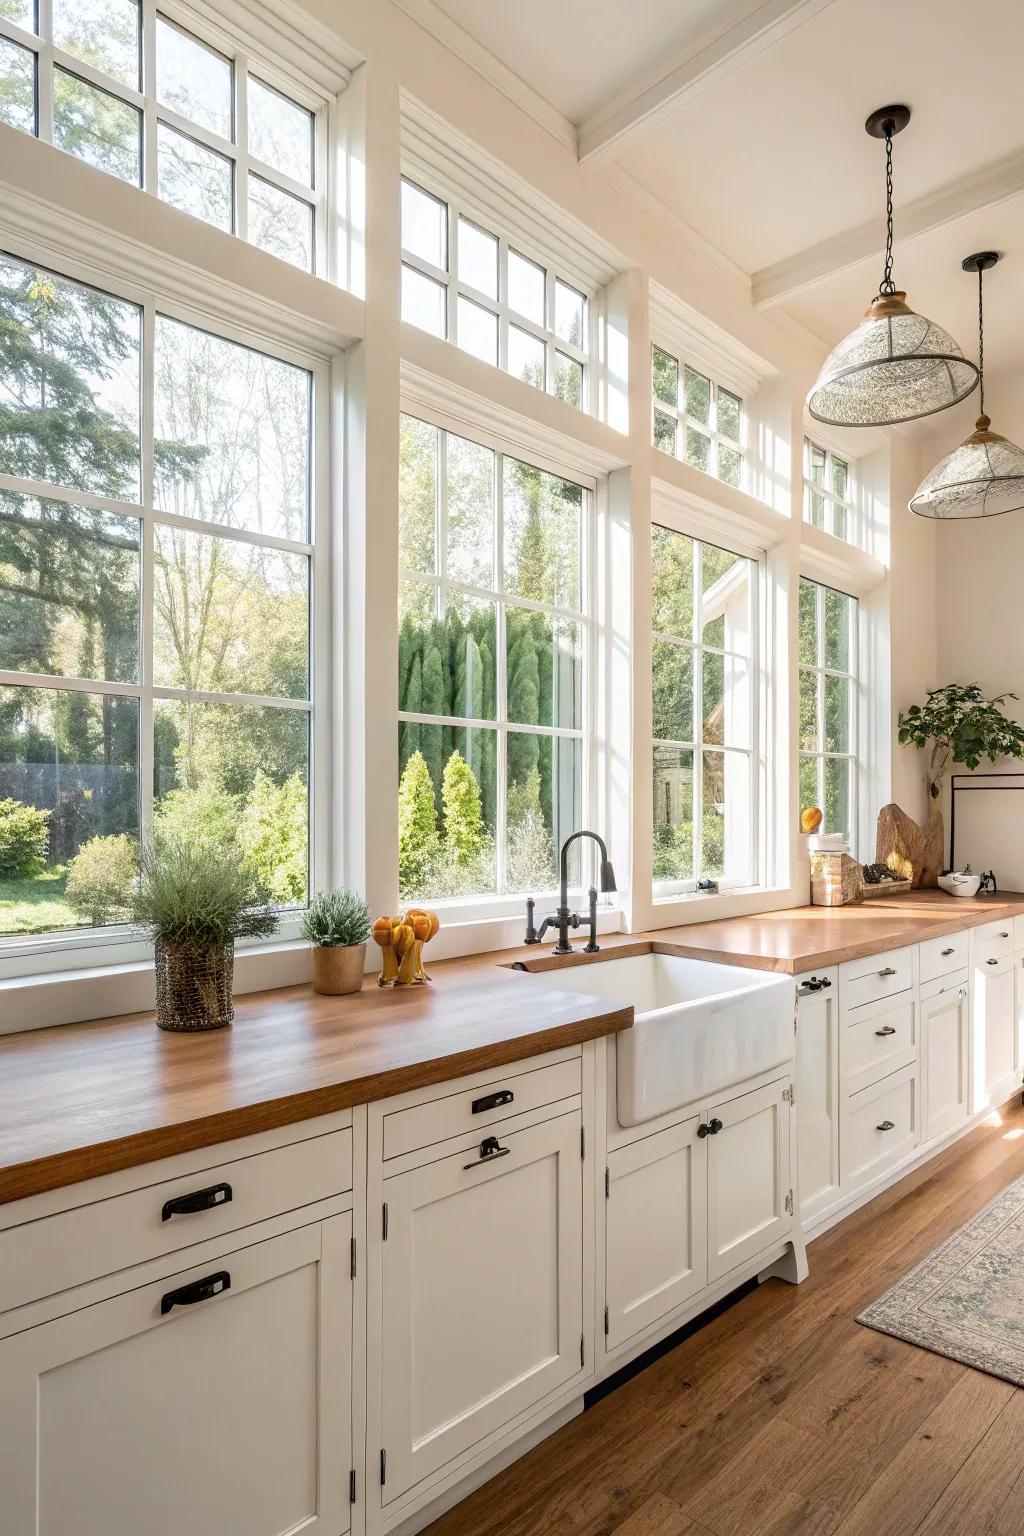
[523,896,540,945]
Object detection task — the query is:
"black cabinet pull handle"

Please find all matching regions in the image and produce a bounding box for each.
[161,1182,232,1222]
[471,1089,514,1115]
[1000,931,1010,939]
[160,1270,231,1315]
[464,1135,510,1170]
[878,967,897,978]
[941,947,955,956]
[697,1122,710,1138]
[987,958,999,966]
[874,1024,897,1037]
[876,1120,896,1132]
[698,1118,723,1137]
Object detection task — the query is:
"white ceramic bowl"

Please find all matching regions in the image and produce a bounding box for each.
[938,872,982,898]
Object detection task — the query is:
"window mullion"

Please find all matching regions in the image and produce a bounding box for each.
[141,0,157,193]
[495,453,507,896]
[139,295,157,849]
[36,27,53,142]
[233,50,249,243]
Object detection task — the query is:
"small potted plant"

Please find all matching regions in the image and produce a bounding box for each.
[302,889,371,995]
[130,835,278,1032]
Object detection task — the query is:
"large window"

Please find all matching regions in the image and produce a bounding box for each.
[0,3,321,271]
[397,414,590,903]
[652,346,744,490]
[804,439,854,541]
[0,251,315,940]
[798,578,858,840]
[651,525,757,894]
[400,179,589,411]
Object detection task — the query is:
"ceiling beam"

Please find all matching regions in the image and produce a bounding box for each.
[753,149,1024,307]
[577,0,837,165]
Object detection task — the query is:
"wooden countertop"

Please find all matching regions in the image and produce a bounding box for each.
[4,889,1022,1208]
[0,962,631,1207]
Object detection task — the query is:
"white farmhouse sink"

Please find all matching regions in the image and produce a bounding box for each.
[527,952,795,1126]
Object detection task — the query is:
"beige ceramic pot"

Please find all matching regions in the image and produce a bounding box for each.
[311,941,367,996]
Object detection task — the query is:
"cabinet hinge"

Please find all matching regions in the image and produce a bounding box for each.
[782,1085,794,1105]
[349,1469,356,1504]
[785,1189,794,1216]
[382,1202,388,1241]
[580,1126,585,1160]
[603,1304,609,1336]
[350,1235,357,1279]
[604,1166,610,1199]
[580,1333,585,1368]
[380,1449,387,1487]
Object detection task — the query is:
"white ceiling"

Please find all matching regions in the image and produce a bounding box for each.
[414,0,1024,392]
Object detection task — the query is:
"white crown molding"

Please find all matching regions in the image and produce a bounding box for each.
[401,94,624,294]
[577,0,839,164]
[602,164,752,295]
[799,521,887,597]
[177,0,361,98]
[650,280,774,401]
[400,334,629,482]
[651,455,789,559]
[754,148,1024,309]
[389,0,577,153]
[0,130,363,360]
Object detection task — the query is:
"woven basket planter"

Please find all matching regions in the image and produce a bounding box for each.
[155,937,234,1032]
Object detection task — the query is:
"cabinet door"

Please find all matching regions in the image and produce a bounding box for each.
[795,973,839,1226]
[605,1117,707,1352]
[972,955,1017,1110]
[0,1219,352,1536]
[706,1078,791,1284]
[922,983,969,1141]
[380,1111,584,1502]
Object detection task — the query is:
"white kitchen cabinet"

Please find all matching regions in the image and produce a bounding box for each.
[379,1109,584,1504]
[971,946,1017,1111]
[921,976,970,1141]
[842,1063,919,1191]
[0,1217,353,1536]
[795,971,840,1226]
[605,1116,707,1351]
[706,1076,792,1284]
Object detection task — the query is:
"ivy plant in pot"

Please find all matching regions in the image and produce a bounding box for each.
[302,889,371,996]
[130,836,279,1032]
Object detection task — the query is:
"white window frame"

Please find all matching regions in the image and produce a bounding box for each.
[798,576,860,848]
[397,407,600,923]
[804,436,856,543]
[0,0,329,274]
[400,176,591,412]
[0,238,330,973]
[650,523,762,900]
[651,343,746,491]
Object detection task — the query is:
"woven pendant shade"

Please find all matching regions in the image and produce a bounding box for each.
[911,418,1024,519]
[808,292,978,428]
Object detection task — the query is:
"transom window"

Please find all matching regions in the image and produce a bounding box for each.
[0,3,322,272]
[804,439,854,541]
[400,179,589,411]
[651,524,757,895]
[652,345,744,489]
[0,250,316,941]
[397,413,591,904]
[799,577,858,841]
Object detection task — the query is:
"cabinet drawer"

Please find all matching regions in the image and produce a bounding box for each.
[972,919,1014,965]
[843,997,917,1096]
[382,1057,581,1161]
[840,947,914,1012]
[0,1128,352,1316]
[843,1066,919,1192]
[919,930,969,984]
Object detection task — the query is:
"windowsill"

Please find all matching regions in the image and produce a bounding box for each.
[1,938,314,1036]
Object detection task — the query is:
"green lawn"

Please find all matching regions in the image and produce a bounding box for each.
[0,867,82,935]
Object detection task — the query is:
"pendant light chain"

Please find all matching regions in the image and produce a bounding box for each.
[879,127,897,295]
[977,263,986,417]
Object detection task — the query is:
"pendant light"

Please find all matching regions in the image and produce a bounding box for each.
[807,106,979,427]
[911,253,1024,519]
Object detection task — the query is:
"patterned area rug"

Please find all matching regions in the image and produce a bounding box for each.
[859,1172,1024,1385]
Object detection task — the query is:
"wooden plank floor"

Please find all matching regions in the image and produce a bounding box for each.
[425,1099,1024,1536]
